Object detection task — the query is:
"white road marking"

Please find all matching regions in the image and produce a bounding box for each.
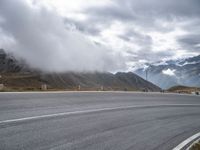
[0,104,200,125]
[173,132,200,150]
[186,137,200,150]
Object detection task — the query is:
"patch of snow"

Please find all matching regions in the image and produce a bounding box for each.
[178,61,200,66]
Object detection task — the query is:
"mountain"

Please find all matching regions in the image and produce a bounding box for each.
[135,55,200,89]
[0,49,160,91]
[0,49,30,73]
[39,72,160,91]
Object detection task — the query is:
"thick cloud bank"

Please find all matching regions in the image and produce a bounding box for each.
[0,0,125,72]
[1,0,200,72]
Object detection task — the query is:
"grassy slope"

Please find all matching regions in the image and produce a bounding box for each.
[0,72,161,92]
[167,85,200,94]
[0,73,44,91]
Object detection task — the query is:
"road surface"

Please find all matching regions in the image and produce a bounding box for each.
[0,92,200,150]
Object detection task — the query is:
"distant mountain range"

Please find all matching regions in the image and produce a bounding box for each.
[0,49,160,91]
[135,55,200,89]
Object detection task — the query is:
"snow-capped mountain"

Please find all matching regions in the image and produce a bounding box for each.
[135,55,200,89]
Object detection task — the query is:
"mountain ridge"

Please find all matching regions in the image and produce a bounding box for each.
[0,49,160,91]
[135,55,200,89]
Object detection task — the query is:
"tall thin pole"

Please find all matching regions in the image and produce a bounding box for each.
[145,70,148,81]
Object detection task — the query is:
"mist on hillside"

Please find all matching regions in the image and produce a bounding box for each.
[0,0,126,73]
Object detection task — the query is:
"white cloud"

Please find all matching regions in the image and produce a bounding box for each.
[195,43,200,48]
[35,0,112,19]
[162,69,176,76]
[148,28,187,52]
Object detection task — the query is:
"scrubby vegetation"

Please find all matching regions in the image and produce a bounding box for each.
[189,140,200,150]
[168,85,200,94]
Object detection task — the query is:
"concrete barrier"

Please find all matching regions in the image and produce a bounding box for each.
[0,84,4,90]
[41,84,47,91]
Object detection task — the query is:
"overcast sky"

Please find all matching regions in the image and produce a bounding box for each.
[0,0,200,72]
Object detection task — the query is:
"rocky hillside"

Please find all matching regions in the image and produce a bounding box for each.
[41,72,160,91]
[0,49,160,91]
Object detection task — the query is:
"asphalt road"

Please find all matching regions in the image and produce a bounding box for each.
[0,92,200,150]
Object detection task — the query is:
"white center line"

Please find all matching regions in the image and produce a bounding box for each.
[0,104,200,125]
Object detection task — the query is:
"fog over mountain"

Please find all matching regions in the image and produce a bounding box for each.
[0,49,161,91]
[0,0,125,72]
[0,0,200,72]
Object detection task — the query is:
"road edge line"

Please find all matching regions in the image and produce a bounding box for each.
[172,132,200,150]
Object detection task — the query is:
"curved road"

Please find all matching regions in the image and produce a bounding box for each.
[0,92,200,150]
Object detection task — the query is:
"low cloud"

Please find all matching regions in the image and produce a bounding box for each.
[0,0,125,72]
[162,69,176,76]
